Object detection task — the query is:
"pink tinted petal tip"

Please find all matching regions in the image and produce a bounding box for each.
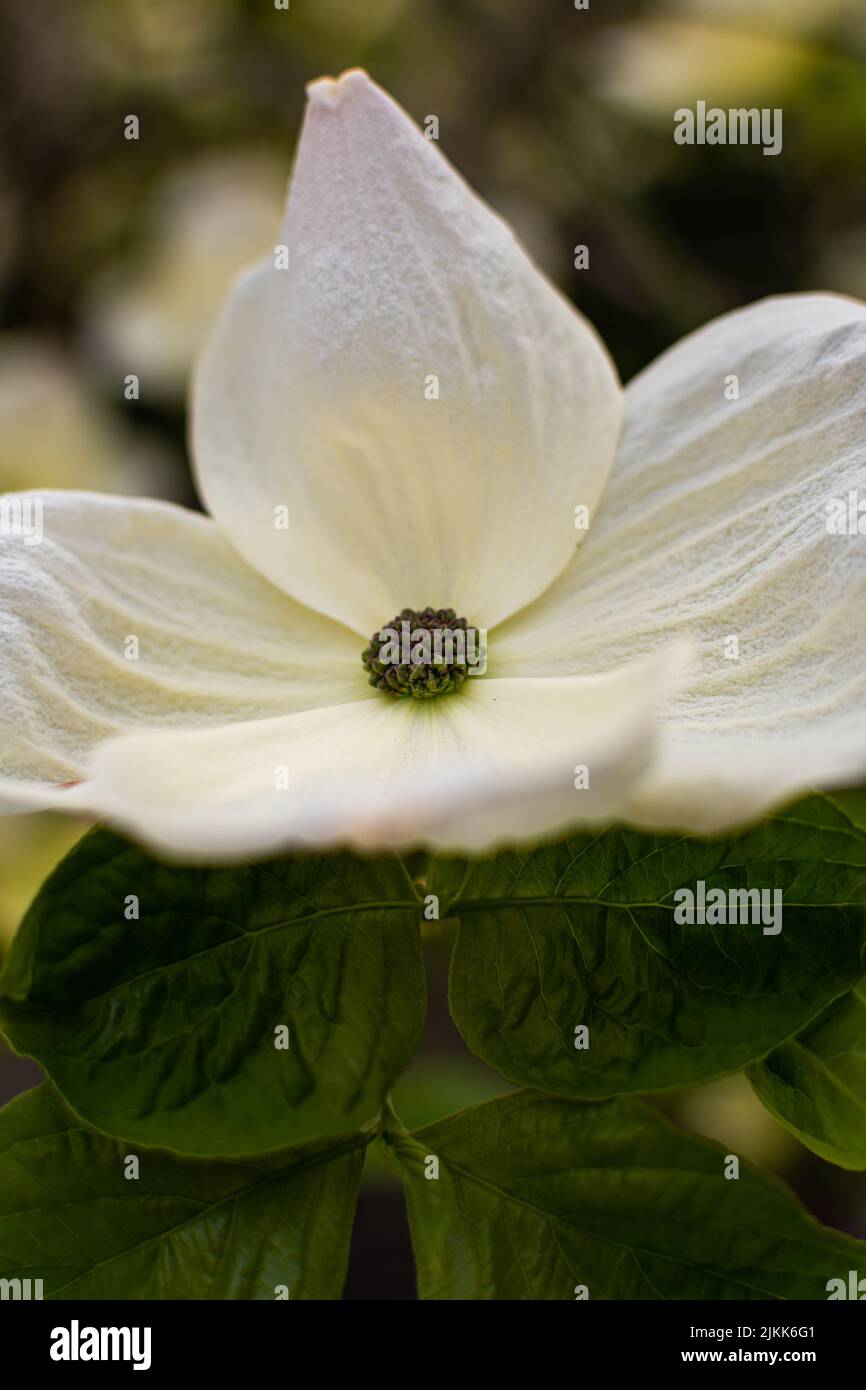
[305,68,373,110]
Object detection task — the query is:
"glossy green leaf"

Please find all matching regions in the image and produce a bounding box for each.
[430,795,866,1097]
[387,1090,866,1300]
[0,828,425,1156]
[747,981,866,1169]
[0,1084,367,1299]
[827,787,866,831]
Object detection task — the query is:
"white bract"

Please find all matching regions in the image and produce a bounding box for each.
[2,70,866,861]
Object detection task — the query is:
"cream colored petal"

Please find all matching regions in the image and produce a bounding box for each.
[496,293,866,830]
[621,729,866,837]
[0,491,363,805]
[81,648,687,860]
[193,69,621,637]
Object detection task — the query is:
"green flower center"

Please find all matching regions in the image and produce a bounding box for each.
[362,607,484,699]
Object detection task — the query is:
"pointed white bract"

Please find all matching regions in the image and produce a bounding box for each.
[0,492,360,789]
[81,649,686,860]
[497,293,866,829]
[1,71,864,857]
[192,69,621,635]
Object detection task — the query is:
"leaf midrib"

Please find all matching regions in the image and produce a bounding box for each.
[32,1128,373,1298]
[433,1154,830,1300]
[3,900,418,1018]
[451,896,866,913]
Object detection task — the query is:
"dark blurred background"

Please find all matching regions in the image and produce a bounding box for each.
[2,0,866,1297]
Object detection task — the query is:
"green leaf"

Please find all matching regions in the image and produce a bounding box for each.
[430,794,866,1098]
[747,981,866,1169]
[386,1090,866,1300]
[0,1084,367,1299]
[0,828,425,1156]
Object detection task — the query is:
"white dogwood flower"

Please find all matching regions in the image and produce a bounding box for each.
[1,69,865,861]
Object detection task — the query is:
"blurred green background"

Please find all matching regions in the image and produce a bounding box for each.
[2,0,866,1297]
